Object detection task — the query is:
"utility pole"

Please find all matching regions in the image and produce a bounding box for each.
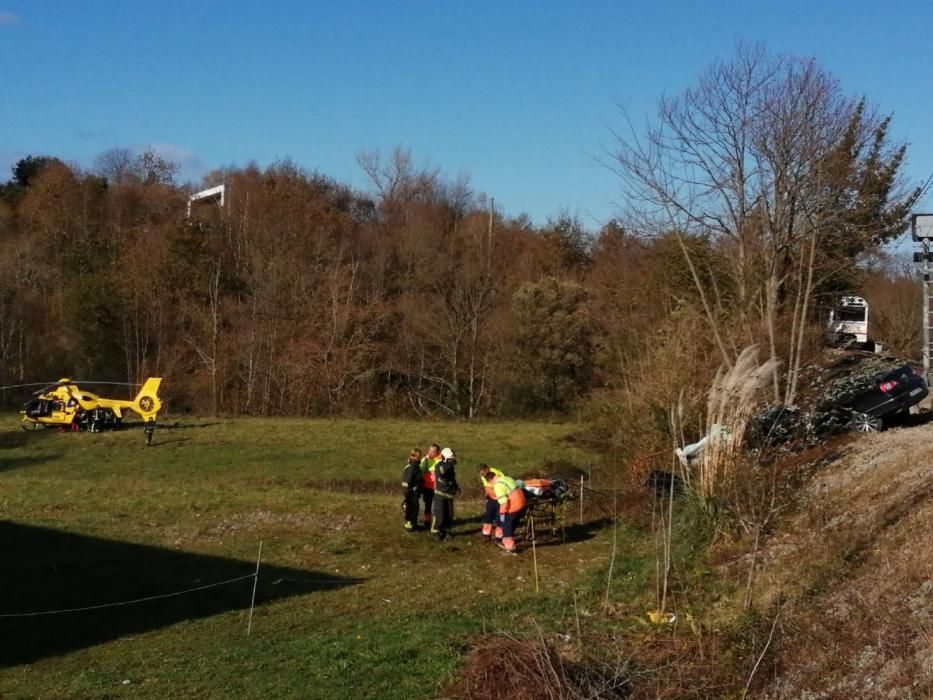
[912,214,933,387]
[487,197,494,273]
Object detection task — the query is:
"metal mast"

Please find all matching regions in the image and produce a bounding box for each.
[912,214,933,387]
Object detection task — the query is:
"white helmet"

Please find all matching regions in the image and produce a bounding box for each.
[440,447,455,459]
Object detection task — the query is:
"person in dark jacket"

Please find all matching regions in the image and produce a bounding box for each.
[431,447,459,540]
[401,448,423,531]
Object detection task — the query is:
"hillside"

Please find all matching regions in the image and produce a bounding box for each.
[748,424,933,698]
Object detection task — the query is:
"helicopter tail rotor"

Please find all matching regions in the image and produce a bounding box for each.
[133,378,163,419]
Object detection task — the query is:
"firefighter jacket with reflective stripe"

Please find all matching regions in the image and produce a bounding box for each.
[434,458,460,498]
[480,467,505,499]
[401,459,422,491]
[492,474,526,514]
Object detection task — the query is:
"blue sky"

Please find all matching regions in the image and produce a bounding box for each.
[1,1,931,226]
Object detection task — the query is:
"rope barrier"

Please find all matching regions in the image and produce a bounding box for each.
[0,573,365,620]
[0,573,256,618]
[269,577,364,585]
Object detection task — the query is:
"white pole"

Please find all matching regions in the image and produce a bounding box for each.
[924,241,931,386]
[246,540,263,637]
[530,515,539,593]
[579,475,584,524]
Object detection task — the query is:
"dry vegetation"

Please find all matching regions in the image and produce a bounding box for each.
[727,427,933,698]
[446,635,630,700]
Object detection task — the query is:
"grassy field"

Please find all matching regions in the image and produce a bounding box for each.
[0,415,660,699]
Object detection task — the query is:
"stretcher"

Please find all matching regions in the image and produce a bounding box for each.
[518,478,572,541]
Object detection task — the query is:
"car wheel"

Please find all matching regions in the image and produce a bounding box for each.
[850,412,883,433]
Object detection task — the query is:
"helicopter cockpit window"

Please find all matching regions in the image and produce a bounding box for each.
[24,399,52,417]
[51,400,64,412]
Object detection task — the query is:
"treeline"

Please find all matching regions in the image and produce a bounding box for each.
[0,45,922,455]
[0,148,642,418]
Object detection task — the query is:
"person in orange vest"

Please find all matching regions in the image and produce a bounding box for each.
[401,448,423,531]
[419,444,441,529]
[488,469,527,555]
[477,463,505,542]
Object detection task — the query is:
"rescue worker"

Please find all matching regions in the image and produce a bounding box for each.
[489,470,527,555]
[477,463,505,542]
[431,447,460,540]
[144,418,156,446]
[401,448,423,531]
[419,444,442,529]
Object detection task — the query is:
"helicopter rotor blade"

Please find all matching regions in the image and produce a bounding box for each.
[59,381,144,387]
[1,380,143,393]
[0,382,68,392]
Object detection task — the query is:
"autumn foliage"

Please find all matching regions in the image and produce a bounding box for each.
[0,48,922,447]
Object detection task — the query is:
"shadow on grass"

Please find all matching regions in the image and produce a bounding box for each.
[524,516,614,549]
[147,437,193,447]
[0,431,30,450]
[0,454,61,474]
[153,421,222,430]
[0,430,60,473]
[453,513,612,548]
[0,521,362,667]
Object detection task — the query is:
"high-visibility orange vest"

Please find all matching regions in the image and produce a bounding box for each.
[491,474,526,514]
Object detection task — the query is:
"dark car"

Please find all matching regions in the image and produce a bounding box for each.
[804,354,930,436]
[754,353,929,443]
[843,363,928,432]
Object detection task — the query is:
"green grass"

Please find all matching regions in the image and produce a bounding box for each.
[0,414,653,699]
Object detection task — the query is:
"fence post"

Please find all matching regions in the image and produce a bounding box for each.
[579,475,584,524]
[530,515,539,593]
[247,540,263,637]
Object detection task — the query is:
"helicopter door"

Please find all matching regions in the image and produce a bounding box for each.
[50,399,68,421]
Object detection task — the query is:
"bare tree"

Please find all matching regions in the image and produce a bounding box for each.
[609,42,918,403]
[93,147,136,185]
[93,146,180,187]
[356,146,440,208]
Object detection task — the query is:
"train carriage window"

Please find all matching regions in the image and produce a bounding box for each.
[838,307,866,322]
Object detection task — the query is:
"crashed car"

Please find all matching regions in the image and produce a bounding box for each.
[750,353,930,445]
[842,363,928,432]
[810,354,929,434]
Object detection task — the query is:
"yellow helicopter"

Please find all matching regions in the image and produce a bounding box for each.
[18,378,163,433]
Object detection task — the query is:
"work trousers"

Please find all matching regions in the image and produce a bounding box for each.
[421,488,434,527]
[431,494,454,537]
[403,488,421,528]
[500,507,527,551]
[481,498,503,539]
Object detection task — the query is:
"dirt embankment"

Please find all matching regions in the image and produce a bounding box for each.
[751,424,933,699]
